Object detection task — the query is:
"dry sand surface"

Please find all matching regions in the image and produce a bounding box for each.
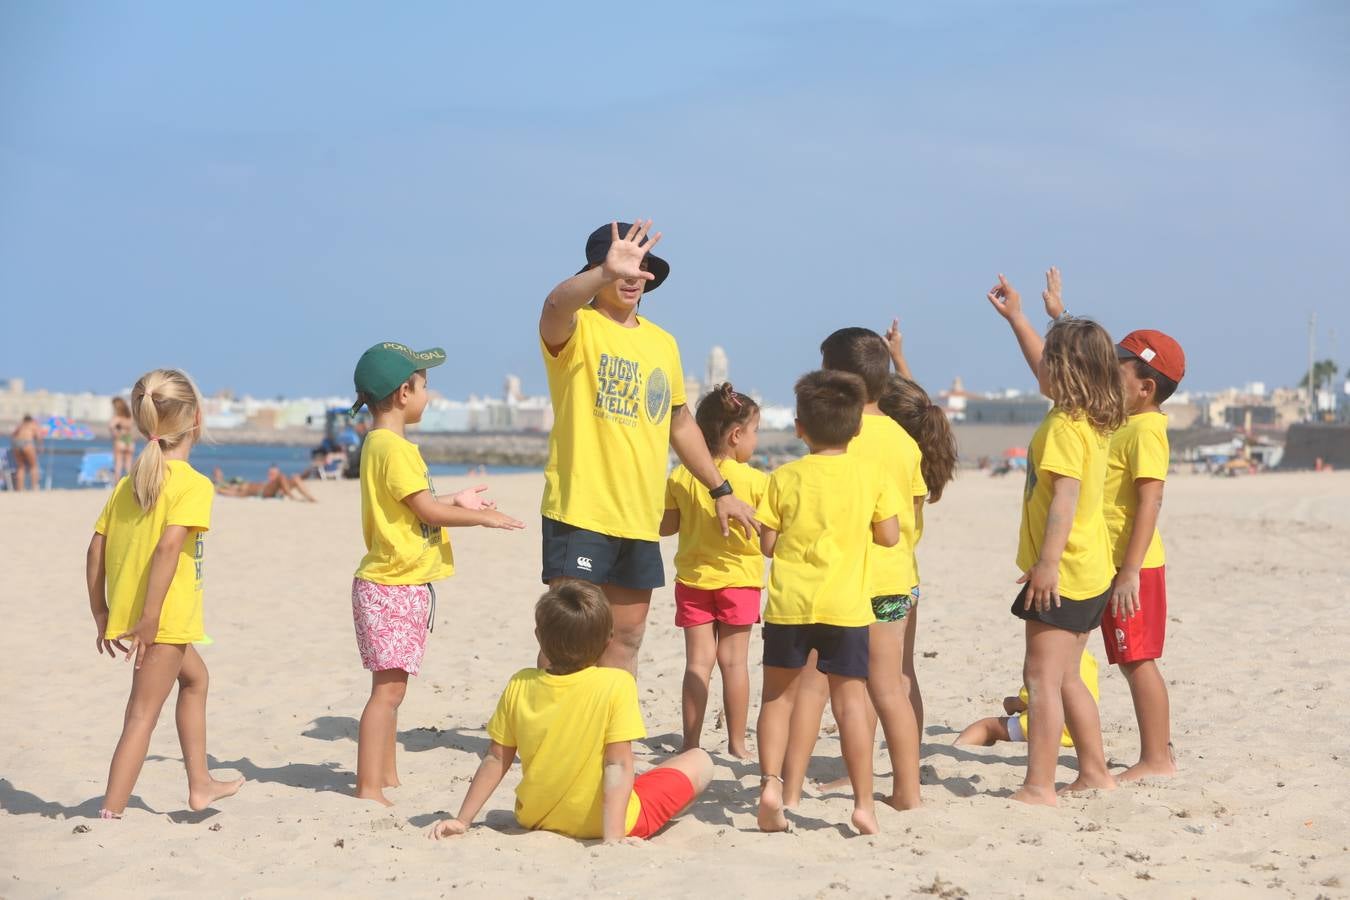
[1,469,1347,898]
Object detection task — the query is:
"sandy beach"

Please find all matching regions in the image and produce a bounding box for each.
[1,468,1347,898]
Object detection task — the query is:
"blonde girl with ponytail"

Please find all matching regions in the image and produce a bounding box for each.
[84,368,244,818]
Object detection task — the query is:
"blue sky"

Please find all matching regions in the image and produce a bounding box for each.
[2,1,1347,403]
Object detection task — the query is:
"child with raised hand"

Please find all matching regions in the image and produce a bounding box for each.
[755,371,901,835]
[426,581,713,843]
[1042,272,1183,780]
[348,342,524,806]
[779,330,928,814]
[660,383,767,761]
[85,368,244,818]
[986,274,1125,805]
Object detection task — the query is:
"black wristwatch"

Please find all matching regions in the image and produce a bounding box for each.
[709,479,734,500]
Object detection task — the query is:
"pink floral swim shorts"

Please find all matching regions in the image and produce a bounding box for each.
[351,578,433,675]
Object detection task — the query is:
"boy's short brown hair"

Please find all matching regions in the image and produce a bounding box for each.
[795,369,866,447]
[535,580,613,673]
[820,327,890,402]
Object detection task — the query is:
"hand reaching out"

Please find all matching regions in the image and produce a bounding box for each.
[884,317,912,379]
[1042,266,1064,320]
[985,274,1023,321]
[426,818,468,840]
[601,220,662,283]
[450,485,496,511]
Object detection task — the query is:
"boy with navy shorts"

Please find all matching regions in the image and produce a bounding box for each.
[753,370,900,836]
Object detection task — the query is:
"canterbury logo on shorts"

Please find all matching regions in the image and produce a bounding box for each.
[577,556,593,571]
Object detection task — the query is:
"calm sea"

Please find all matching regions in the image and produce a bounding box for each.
[10,439,539,491]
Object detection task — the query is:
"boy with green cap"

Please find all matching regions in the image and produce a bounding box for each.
[348,342,525,806]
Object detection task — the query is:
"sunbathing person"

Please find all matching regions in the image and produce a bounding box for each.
[213,465,318,502]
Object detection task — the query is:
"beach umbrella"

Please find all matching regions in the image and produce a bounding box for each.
[1003,446,1028,458]
[39,416,95,490]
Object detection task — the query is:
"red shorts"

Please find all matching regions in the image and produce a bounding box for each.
[628,768,696,839]
[673,582,761,628]
[1101,565,1167,664]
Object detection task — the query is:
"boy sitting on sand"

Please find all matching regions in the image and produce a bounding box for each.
[427,581,712,843]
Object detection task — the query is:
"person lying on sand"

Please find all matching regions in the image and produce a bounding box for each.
[213,465,318,502]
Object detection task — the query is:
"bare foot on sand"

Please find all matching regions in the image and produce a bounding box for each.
[815,774,851,794]
[188,777,245,812]
[757,777,789,832]
[851,806,879,835]
[354,787,395,807]
[881,793,922,812]
[1010,784,1058,807]
[1059,772,1118,795]
[383,775,402,789]
[1119,758,1177,782]
[727,743,754,763]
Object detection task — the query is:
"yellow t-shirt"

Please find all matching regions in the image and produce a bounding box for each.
[849,414,927,596]
[755,454,901,627]
[486,666,647,839]
[355,429,455,585]
[541,306,687,541]
[1104,412,1169,569]
[1017,650,1100,747]
[665,458,769,589]
[93,460,213,644]
[1016,409,1114,600]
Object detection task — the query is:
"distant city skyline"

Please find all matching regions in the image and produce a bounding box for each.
[2,2,1347,401]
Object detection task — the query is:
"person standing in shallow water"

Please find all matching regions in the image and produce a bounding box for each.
[537,220,759,675]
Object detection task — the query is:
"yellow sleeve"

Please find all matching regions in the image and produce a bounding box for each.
[167,475,213,532]
[664,471,679,511]
[1039,415,1088,481]
[755,471,783,532]
[539,307,588,373]
[873,468,902,523]
[1130,425,1169,483]
[749,467,770,507]
[485,678,519,748]
[387,443,432,501]
[603,673,647,744]
[93,490,116,535]
[911,448,928,498]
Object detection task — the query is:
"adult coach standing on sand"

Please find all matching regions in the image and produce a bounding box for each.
[538,220,759,674]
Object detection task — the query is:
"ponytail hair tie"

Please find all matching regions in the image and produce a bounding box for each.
[150,434,161,442]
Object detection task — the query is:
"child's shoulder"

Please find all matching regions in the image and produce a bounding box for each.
[166,460,213,493]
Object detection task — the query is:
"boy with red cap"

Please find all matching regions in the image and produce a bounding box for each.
[1041,269,1183,780]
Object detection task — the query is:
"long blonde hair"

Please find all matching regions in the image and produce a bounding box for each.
[128,369,204,510]
[1041,318,1126,435]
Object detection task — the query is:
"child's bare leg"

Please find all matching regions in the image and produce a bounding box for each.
[176,646,245,810]
[1062,633,1117,793]
[714,623,754,760]
[653,748,715,816]
[680,623,718,752]
[101,644,187,815]
[756,666,799,832]
[782,657,828,807]
[355,669,407,806]
[901,602,924,734]
[828,673,878,834]
[598,585,651,675]
[384,707,400,788]
[867,621,921,811]
[955,717,1012,746]
[1118,659,1176,780]
[1012,621,1076,806]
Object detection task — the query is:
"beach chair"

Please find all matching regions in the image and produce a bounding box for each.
[77,451,116,487]
[318,452,346,480]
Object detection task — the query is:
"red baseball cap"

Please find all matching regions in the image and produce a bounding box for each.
[1116,329,1185,383]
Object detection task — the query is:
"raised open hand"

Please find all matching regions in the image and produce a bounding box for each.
[985,274,1022,321]
[601,220,662,283]
[1042,266,1064,319]
[884,317,903,359]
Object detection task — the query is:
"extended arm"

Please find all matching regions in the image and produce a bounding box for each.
[885,318,914,380]
[86,533,125,658]
[427,741,517,839]
[404,491,524,530]
[601,740,636,843]
[539,221,661,353]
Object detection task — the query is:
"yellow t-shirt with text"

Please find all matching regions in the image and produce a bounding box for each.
[1104,412,1169,569]
[487,666,646,839]
[94,460,213,644]
[355,429,455,585]
[541,307,687,541]
[1017,650,1100,747]
[665,458,769,589]
[849,414,927,596]
[1016,409,1113,600]
[755,454,901,627]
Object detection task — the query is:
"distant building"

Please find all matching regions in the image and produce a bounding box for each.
[963,394,1051,425]
[706,346,729,388]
